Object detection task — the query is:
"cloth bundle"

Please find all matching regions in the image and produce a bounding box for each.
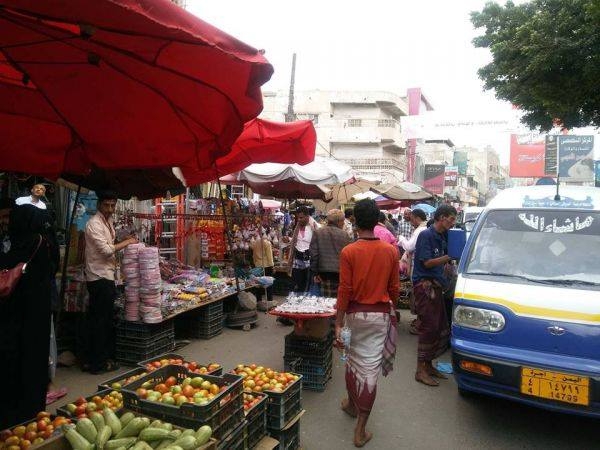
[122,243,145,321]
[138,247,162,323]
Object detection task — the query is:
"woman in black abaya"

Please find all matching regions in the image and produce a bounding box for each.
[0,205,56,428]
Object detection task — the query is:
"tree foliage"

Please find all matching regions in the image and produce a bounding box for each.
[471,0,600,131]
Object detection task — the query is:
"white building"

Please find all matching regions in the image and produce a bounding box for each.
[262,90,409,184]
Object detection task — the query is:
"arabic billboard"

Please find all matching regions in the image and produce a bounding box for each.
[558,135,594,181]
[509,134,545,178]
[423,164,445,195]
[444,166,458,187]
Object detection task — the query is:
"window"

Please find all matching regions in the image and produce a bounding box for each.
[296,113,319,125]
[378,119,395,128]
[347,119,362,127]
[230,185,245,198]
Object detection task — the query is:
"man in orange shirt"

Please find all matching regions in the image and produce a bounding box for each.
[335,199,399,448]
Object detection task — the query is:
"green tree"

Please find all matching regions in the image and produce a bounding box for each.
[471,0,600,131]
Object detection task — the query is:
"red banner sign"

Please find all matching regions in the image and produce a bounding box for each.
[509,134,545,178]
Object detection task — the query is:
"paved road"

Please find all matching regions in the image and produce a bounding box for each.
[54,311,599,449]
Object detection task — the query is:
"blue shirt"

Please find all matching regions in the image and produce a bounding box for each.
[412,226,448,287]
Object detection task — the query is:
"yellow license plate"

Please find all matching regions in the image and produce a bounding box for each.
[521,367,589,406]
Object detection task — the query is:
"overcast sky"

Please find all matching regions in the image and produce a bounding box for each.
[188,0,521,164]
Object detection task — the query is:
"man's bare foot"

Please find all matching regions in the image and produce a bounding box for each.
[428,367,448,379]
[415,371,439,386]
[354,430,373,447]
[341,398,357,418]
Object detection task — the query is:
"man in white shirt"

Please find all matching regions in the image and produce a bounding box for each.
[84,191,137,374]
[287,206,320,292]
[15,184,47,209]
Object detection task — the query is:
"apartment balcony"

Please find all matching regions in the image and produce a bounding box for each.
[326,118,406,151]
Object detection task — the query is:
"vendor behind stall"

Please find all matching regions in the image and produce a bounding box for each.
[84,190,138,374]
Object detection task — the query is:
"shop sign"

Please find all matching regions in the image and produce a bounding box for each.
[558,135,594,181]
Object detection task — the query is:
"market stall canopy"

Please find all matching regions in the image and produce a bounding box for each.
[412,203,436,215]
[323,175,381,204]
[0,0,273,179]
[222,157,352,199]
[178,119,317,186]
[370,182,434,201]
[375,195,403,210]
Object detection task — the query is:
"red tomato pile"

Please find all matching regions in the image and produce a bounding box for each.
[242,393,263,413]
[143,358,221,375]
[63,391,123,419]
[0,412,71,450]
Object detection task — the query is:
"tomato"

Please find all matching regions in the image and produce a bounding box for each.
[5,436,21,446]
[23,432,37,442]
[152,361,161,368]
[39,430,52,440]
[35,412,51,421]
[182,385,195,398]
[164,377,177,388]
[36,421,47,433]
[136,388,148,399]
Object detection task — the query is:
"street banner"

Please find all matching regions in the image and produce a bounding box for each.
[509,134,545,178]
[453,151,468,176]
[444,166,458,187]
[558,135,594,181]
[595,161,600,188]
[424,164,445,195]
[544,135,558,176]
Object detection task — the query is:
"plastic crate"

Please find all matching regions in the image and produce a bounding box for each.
[115,333,175,366]
[98,367,149,391]
[268,418,300,450]
[245,393,267,450]
[121,365,243,439]
[265,389,301,430]
[196,302,224,319]
[178,314,224,339]
[115,320,174,341]
[284,356,332,392]
[137,353,223,376]
[284,332,334,359]
[217,420,246,450]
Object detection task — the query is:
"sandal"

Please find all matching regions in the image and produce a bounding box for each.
[90,360,120,375]
[46,387,68,405]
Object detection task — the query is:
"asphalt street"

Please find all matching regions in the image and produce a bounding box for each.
[52,309,599,449]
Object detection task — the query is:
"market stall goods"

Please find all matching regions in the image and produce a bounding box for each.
[61,409,213,450]
[232,364,300,394]
[0,412,71,449]
[271,294,336,315]
[60,392,123,420]
[140,357,221,376]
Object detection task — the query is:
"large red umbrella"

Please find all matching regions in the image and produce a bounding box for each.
[179,118,317,186]
[0,0,273,178]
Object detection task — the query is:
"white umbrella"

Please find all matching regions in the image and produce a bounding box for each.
[324,176,381,204]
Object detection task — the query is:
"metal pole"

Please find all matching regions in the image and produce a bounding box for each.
[216,178,240,293]
[59,185,81,306]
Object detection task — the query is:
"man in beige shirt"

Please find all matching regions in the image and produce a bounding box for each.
[251,234,274,302]
[84,191,137,374]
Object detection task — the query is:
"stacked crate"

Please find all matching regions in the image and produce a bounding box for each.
[115,320,175,366]
[177,302,224,339]
[265,376,303,450]
[283,331,333,392]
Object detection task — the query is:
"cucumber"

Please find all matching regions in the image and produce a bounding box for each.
[96,425,113,450]
[104,437,137,450]
[166,430,181,440]
[115,417,146,439]
[179,430,195,438]
[76,418,98,443]
[138,428,171,442]
[149,421,163,429]
[65,426,94,450]
[119,412,136,428]
[90,412,106,432]
[172,435,197,450]
[195,426,212,446]
[161,446,183,450]
[154,440,173,450]
[130,442,154,450]
[104,408,122,437]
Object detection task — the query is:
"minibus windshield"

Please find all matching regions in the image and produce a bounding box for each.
[465,209,600,286]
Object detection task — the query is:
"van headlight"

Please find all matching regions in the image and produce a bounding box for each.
[454,305,505,332]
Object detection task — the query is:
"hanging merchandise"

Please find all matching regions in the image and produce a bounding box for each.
[138,246,162,323]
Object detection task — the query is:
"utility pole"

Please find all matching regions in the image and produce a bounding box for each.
[285,53,296,123]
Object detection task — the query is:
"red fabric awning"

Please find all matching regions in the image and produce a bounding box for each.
[0,0,273,178]
[179,118,316,186]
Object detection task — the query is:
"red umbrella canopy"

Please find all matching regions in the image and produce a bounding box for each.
[0,0,273,177]
[180,118,317,186]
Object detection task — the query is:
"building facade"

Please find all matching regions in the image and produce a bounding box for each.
[261,90,409,184]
